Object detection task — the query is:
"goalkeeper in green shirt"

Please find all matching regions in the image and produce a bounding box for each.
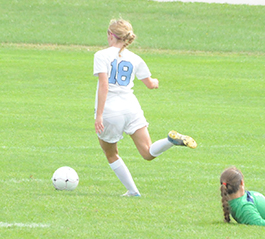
[220,166,265,226]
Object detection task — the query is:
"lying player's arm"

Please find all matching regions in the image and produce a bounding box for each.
[240,204,265,226]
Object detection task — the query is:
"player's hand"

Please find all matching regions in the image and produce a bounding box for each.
[141,77,159,89]
[152,78,159,89]
[95,116,104,134]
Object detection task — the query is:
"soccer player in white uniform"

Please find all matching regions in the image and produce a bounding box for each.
[93,19,197,197]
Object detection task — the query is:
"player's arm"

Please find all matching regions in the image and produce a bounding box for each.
[95,72,108,134]
[141,77,159,89]
[239,204,265,226]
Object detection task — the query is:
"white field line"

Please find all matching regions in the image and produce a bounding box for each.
[1,145,93,154]
[1,42,264,56]
[0,178,46,183]
[0,222,50,228]
[172,160,265,172]
[154,0,265,5]
[1,145,91,150]
[0,144,247,151]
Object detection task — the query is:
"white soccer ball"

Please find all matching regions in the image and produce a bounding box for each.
[52,166,79,191]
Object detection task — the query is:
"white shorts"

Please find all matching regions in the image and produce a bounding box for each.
[97,110,149,143]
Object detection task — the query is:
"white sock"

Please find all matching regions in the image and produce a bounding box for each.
[149,138,174,157]
[109,157,139,194]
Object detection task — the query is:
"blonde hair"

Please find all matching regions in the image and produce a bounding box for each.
[108,19,136,56]
[220,167,244,223]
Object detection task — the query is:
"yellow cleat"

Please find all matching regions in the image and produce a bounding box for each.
[168,130,197,149]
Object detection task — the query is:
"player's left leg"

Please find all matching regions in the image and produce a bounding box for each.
[98,138,140,196]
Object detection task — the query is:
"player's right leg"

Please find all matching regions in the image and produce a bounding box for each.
[131,128,197,159]
[129,126,155,161]
[167,130,197,149]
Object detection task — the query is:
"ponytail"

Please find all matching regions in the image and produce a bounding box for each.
[119,30,136,56]
[220,184,231,223]
[108,19,136,56]
[220,167,243,223]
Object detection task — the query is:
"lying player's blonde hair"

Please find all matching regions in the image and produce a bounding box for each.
[220,167,244,223]
[108,19,136,56]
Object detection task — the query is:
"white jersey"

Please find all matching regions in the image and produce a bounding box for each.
[93,47,151,118]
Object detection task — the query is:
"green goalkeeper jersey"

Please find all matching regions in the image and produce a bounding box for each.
[229,191,265,226]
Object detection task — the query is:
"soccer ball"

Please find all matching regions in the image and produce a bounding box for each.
[52,166,79,191]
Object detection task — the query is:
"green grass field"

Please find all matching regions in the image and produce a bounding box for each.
[1,0,265,238]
